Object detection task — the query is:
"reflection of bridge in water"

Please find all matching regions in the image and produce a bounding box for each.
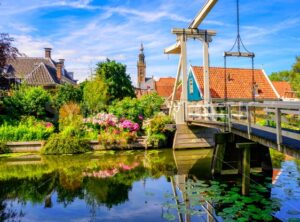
[170,149,277,222]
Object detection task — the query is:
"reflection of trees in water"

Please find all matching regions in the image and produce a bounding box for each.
[0,200,24,222]
[0,150,177,220]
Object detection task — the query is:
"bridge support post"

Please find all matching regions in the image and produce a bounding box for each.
[211,132,234,176]
[236,142,256,196]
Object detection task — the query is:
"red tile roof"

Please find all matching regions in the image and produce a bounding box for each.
[272,81,297,98]
[192,66,278,100]
[155,78,181,100]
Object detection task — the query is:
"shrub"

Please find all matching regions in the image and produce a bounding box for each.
[41,133,91,155]
[0,142,10,154]
[84,113,139,148]
[109,92,164,123]
[0,116,54,142]
[53,83,83,108]
[3,85,51,118]
[143,112,175,147]
[59,102,82,132]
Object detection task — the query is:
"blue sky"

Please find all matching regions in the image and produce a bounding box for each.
[1,0,300,84]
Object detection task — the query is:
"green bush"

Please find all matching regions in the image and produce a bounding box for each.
[3,85,51,118]
[53,83,83,108]
[41,133,91,155]
[0,142,10,154]
[143,112,174,147]
[109,92,164,123]
[0,116,54,142]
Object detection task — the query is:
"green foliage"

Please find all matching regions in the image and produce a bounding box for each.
[53,83,83,108]
[291,56,300,96]
[41,133,91,154]
[3,84,51,118]
[95,59,135,104]
[109,92,164,123]
[139,93,164,118]
[0,116,54,142]
[82,75,107,114]
[58,102,82,133]
[269,70,292,82]
[143,112,174,147]
[0,141,10,154]
[109,97,141,123]
[269,56,300,97]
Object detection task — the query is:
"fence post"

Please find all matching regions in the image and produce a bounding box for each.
[246,105,252,139]
[227,104,232,132]
[275,108,282,151]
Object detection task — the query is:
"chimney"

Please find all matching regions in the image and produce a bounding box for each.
[56,61,63,81]
[44,48,52,59]
[58,59,65,66]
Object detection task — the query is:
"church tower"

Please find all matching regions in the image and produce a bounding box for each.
[137,43,146,88]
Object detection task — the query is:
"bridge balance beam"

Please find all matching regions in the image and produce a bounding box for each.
[236,142,257,196]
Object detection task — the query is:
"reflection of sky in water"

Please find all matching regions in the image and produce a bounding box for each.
[272,161,300,221]
[6,177,173,222]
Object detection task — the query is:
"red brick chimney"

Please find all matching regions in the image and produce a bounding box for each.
[44,48,52,59]
[56,61,63,81]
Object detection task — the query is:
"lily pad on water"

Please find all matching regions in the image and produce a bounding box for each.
[162,213,176,221]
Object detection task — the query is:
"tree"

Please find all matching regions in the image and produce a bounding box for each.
[95,59,135,104]
[54,83,83,108]
[269,70,292,82]
[82,75,107,114]
[0,33,19,68]
[291,56,300,95]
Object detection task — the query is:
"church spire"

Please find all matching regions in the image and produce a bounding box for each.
[137,43,146,88]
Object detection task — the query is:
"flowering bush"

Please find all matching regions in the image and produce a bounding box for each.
[84,113,140,148]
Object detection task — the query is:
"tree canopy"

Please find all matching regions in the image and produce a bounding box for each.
[0,33,19,68]
[269,56,300,96]
[95,59,135,104]
[82,75,107,114]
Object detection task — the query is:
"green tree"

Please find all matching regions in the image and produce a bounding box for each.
[54,83,83,108]
[83,76,107,114]
[95,59,135,104]
[269,70,292,82]
[291,56,300,96]
[3,85,51,118]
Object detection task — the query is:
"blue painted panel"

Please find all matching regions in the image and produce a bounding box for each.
[187,71,202,102]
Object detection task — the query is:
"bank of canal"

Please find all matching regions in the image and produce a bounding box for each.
[0,149,299,221]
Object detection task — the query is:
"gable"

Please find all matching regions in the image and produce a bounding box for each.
[187,69,202,101]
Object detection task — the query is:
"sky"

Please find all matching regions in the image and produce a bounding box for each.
[1,0,300,84]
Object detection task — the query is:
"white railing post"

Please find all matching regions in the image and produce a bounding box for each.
[246,104,251,139]
[275,108,282,151]
[228,104,232,131]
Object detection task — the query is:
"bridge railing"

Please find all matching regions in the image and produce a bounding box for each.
[186,102,300,149]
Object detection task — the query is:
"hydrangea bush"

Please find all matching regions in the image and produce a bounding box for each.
[84,113,140,148]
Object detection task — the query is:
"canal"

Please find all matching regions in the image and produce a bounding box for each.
[0,149,299,221]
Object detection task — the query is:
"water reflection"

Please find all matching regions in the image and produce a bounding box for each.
[0,149,299,221]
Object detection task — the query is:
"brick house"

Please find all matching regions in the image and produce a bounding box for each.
[0,48,76,89]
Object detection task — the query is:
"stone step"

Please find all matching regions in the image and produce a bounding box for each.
[176,133,214,140]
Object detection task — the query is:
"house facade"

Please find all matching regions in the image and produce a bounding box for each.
[272,81,299,101]
[0,48,76,89]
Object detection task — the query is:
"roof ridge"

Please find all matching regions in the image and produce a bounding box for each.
[191,65,263,71]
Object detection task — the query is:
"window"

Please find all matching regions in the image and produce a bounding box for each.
[189,79,194,94]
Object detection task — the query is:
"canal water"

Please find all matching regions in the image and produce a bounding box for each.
[0,149,299,222]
